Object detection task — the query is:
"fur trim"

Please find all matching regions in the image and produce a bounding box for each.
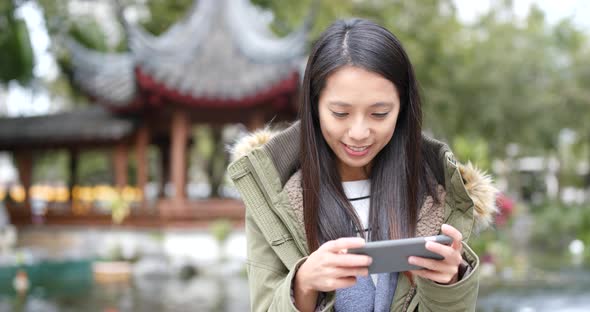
[283,171,447,239]
[230,128,499,230]
[229,127,279,162]
[458,162,499,230]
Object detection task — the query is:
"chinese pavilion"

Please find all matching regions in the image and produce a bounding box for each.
[0,0,311,227]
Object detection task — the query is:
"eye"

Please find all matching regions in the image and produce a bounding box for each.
[331,111,348,118]
[372,112,389,118]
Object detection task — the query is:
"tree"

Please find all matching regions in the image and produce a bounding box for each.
[0,0,34,85]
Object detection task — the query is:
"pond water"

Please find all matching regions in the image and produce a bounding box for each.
[476,269,590,312]
[0,267,588,311]
[0,274,249,312]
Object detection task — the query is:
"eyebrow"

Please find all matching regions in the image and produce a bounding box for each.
[329,101,394,108]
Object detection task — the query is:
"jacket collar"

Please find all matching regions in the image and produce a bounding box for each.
[230,121,498,231]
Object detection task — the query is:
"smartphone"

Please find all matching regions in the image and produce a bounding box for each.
[348,235,453,274]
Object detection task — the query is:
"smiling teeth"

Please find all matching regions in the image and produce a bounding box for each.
[347,145,369,152]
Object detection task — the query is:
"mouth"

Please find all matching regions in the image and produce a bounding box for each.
[344,144,371,152]
[342,143,372,156]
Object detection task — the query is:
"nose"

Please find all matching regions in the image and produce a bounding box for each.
[348,119,370,142]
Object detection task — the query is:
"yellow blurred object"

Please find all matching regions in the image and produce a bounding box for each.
[54,186,69,202]
[121,186,138,202]
[110,191,130,224]
[30,185,55,201]
[9,185,26,203]
[0,186,6,201]
[45,185,56,202]
[72,186,81,200]
[93,261,131,284]
[77,186,94,202]
[93,185,118,202]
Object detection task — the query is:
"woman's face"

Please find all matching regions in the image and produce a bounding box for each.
[318,65,401,181]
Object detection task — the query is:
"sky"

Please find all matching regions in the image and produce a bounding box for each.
[1,0,590,117]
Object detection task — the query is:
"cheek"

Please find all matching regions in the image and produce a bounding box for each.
[320,120,340,144]
[318,112,330,139]
[377,119,397,146]
[319,111,340,142]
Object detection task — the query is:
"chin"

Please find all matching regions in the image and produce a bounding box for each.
[343,159,371,169]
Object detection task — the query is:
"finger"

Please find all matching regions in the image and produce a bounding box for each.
[331,266,369,278]
[334,276,358,289]
[320,276,357,292]
[321,237,365,253]
[326,254,373,267]
[408,256,457,273]
[425,241,457,260]
[441,224,463,249]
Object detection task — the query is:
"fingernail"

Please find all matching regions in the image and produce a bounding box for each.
[408,257,414,264]
[367,257,373,265]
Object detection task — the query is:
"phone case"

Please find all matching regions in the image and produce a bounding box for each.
[348,235,453,273]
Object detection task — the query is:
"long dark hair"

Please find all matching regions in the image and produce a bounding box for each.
[299,18,439,252]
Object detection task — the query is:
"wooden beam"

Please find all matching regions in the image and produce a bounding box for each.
[113,143,128,189]
[247,112,265,131]
[157,141,170,199]
[14,151,33,216]
[9,198,246,228]
[68,149,79,204]
[135,127,150,211]
[169,110,189,212]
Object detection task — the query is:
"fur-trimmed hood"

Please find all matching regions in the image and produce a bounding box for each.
[230,125,499,231]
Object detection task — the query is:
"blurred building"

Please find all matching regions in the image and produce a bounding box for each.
[0,0,311,227]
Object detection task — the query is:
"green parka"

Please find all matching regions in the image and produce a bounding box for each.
[227,121,498,312]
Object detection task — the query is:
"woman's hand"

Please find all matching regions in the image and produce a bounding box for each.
[294,237,372,311]
[408,224,464,285]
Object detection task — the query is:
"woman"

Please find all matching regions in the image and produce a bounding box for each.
[228,18,498,312]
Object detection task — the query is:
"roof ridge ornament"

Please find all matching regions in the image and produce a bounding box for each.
[227,0,312,63]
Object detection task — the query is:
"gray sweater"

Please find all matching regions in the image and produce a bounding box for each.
[335,272,398,312]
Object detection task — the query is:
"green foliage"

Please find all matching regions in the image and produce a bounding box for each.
[253,0,590,160]
[140,0,195,35]
[68,19,108,52]
[452,136,491,171]
[0,1,34,84]
[77,150,111,185]
[194,126,215,159]
[529,200,590,252]
[32,150,68,183]
[108,191,130,224]
[209,219,232,246]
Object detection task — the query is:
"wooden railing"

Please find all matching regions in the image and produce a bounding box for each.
[5,198,245,228]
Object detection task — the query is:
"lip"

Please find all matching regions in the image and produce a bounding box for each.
[342,142,371,157]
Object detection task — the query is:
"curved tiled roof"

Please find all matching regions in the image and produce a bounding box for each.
[67,39,137,107]
[67,0,310,109]
[0,107,137,149]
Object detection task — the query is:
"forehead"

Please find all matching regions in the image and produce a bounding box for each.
[320,65,399,106]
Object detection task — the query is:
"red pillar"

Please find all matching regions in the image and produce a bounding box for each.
[157,141,170,199]
[169,109,189,214]
[14,151,33,217]
[247,112,265,131]
[135,126,150,213]
[113,143,128,189]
